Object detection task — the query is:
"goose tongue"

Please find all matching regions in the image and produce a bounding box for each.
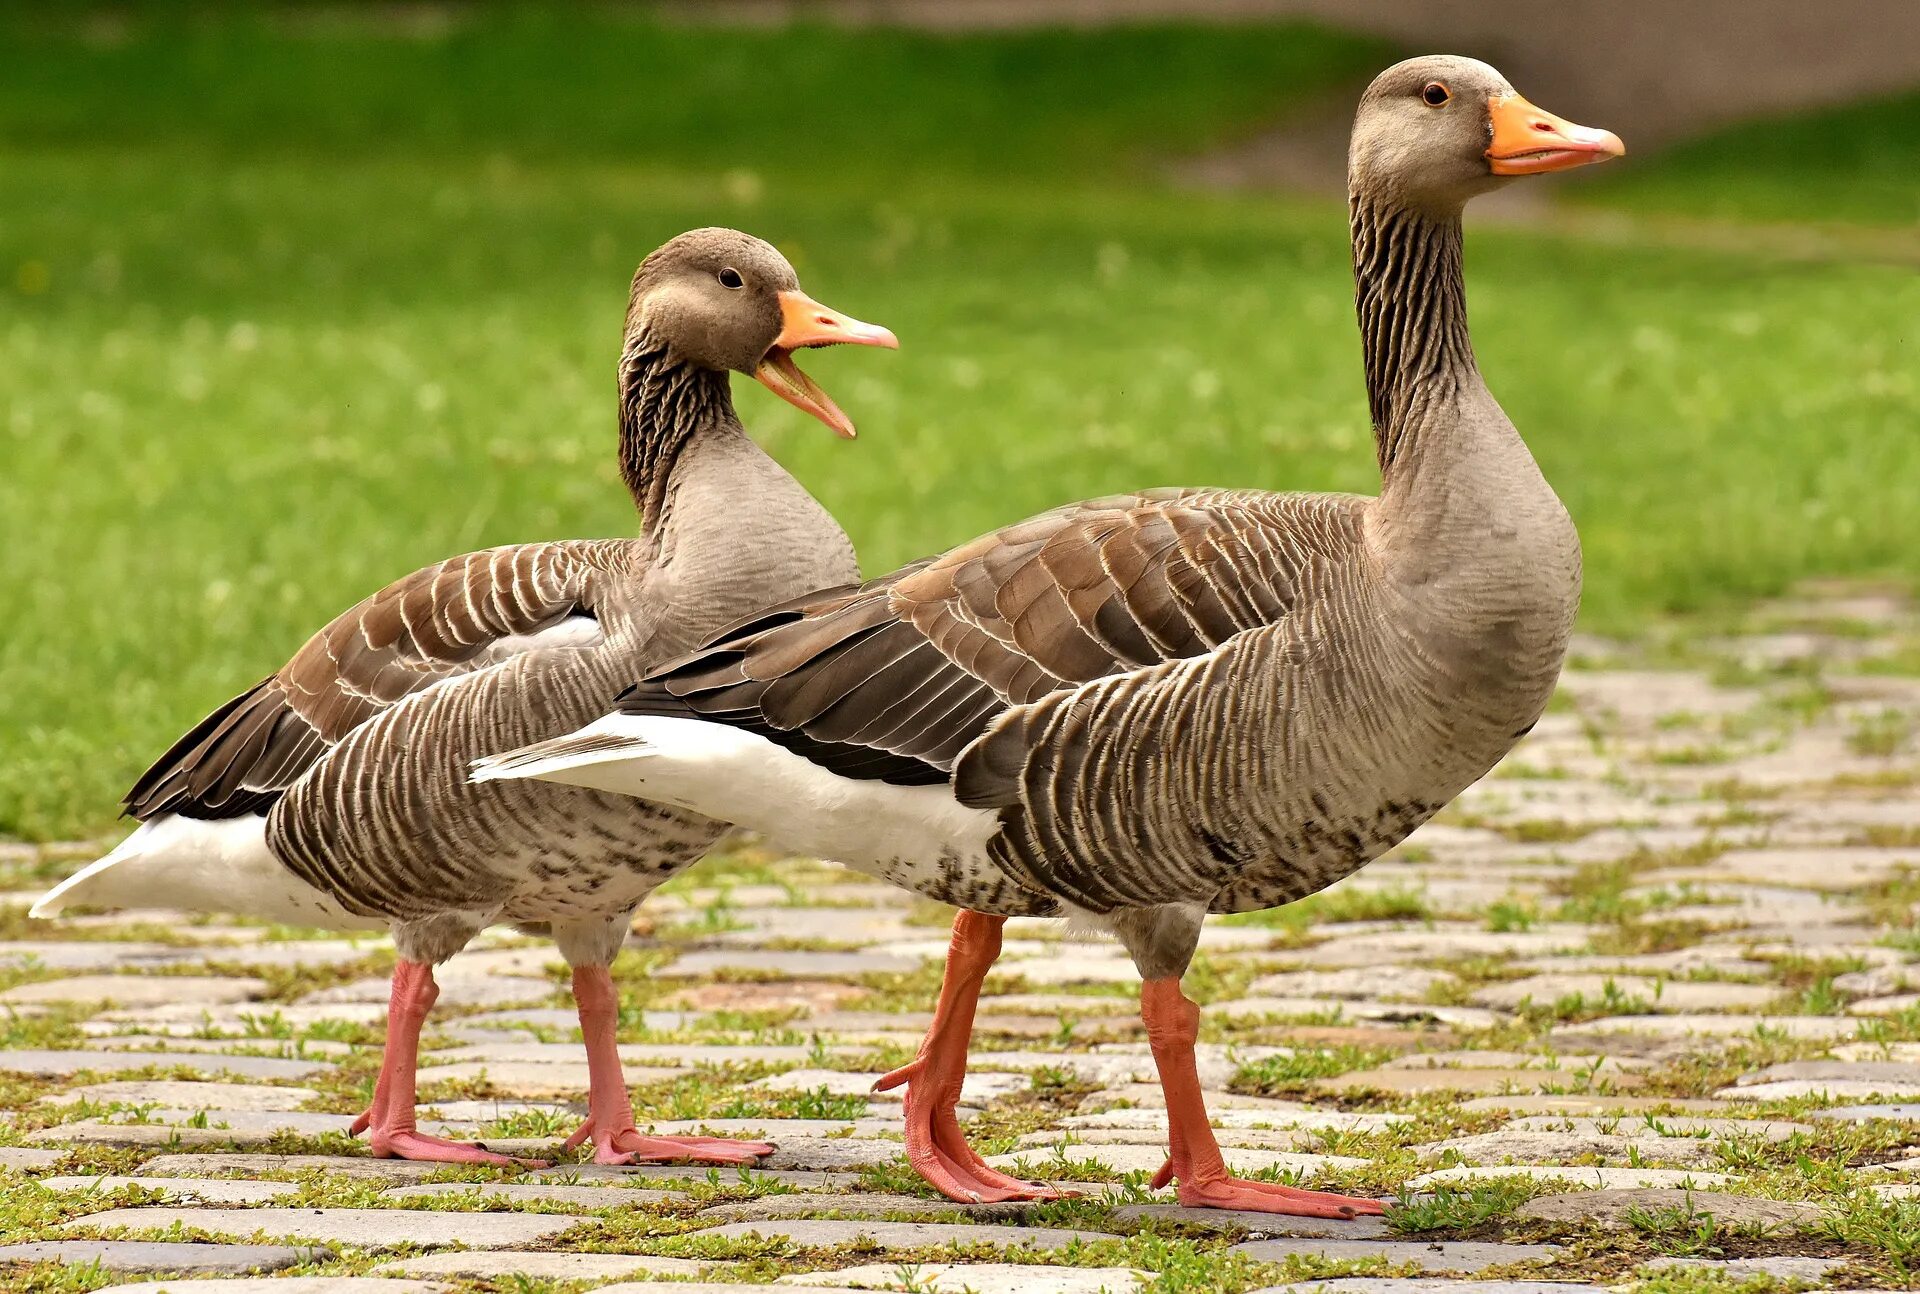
[755,289,898,439]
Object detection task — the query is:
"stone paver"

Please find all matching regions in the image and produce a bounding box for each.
[1515,1189,1825,1229]
[696,1192,1028,1223]
[40,1080,322,1110]
[1315,1067,1639,1096]
[697,1219,1116,1249]
[1811,1102,1920,1122]
[1457,1095,1732,1116]
[1470,974,1781,1012]
[661,949,919,977]
[28,1112,362,1149]
[1503,1115,1813,1141]
[1407,1165,1732,1190]
[38,1175,302,1203]
[1113,1204,1394,1238]
[1256,1284,1600,1294]
[606,1286,872,1294]
[1556,1014,1863,1039]
[1231,1239,1560,1273]
[1720,1060,1920,1100]
[62,1207,587,1247]
[0,1241,324,1274]
[0,1146,66,1170]
[373,1252,703,1279]
[782,1266,1147,1293]
[130,1153,447,1181]
[409,1058,682,1096]
[0,1050,326,1079]
[1246,967,1461,1001]
[0,975,270,1006]
[1643,1255,1852,1281]
[0,942,199,970]
[1421,1130,1724,1167]
[8,592,1920,1288]
[96,1284,440,1294]
[381,1180,679,1208]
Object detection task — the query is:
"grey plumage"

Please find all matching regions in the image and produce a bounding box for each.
[472,56,1618,1209]
[567,59,1590,954]
[66,228,884,969]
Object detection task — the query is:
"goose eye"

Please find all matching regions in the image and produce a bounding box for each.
[717,267,745,289]
[1421,82,1451,108]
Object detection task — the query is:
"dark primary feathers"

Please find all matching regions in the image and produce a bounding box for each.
[623,488,1347,791]
[125,540,628,820]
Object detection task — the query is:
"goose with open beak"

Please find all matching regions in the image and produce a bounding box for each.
[757,289,898,438]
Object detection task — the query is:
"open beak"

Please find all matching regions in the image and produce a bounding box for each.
[1486,94,1624,175]
[754,289,898,439]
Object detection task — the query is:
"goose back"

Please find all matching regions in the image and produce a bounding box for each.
[629,487,1341,780]
[618,477,1569,916]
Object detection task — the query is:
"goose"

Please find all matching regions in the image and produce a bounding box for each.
[472,57,1622,1214]
[33,228,898,1167]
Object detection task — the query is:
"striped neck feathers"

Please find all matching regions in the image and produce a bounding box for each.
[617,331,736,535]
[1348,191,1477,482]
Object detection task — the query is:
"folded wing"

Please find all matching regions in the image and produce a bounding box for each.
[126,540,626,820]
[624,489,1351,786]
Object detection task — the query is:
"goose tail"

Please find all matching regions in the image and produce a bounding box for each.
[468,713,738,811]
[469,721,657,788]
[30,826,159,918]
[472,713,1001,885]
[30,813,380,929]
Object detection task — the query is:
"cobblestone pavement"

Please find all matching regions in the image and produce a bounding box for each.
[5,585,1920,1293]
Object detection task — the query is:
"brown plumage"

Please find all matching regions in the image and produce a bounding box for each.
[475,58,1621,1211]
[626,488,1328,788]
[39,227,897,1169]
[126,541,620,821]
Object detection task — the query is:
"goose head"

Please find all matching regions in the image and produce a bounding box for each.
[1349,56,1624,211]
[628,228,897,438]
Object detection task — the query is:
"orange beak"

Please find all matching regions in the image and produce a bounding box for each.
[754,289,898,439]
[1486,94,1624,175]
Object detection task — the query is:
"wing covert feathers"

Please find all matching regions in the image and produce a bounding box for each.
[627,490,1355,795]
[125,541,624,821]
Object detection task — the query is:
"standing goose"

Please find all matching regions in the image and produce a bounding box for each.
[473,58,1621,1214]
[34,229,898,1167]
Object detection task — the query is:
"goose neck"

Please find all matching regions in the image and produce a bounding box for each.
[616,333,737,535]
[1349,191,1478,485]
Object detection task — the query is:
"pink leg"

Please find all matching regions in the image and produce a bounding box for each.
[1142,979,1385,1217]
[564,965,774,1166]
[875,911,1069,1203]
[350,960,543,1166]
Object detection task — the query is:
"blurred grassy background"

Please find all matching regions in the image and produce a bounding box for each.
[0,6,1915,839]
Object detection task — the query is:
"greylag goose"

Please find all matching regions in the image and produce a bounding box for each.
[34,228,898,1167]
[473,57,1621,1213]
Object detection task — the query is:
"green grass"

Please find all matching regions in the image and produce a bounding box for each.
[0,7,1385,180]
[2,8,1917,840]
[1581,91,1920,227]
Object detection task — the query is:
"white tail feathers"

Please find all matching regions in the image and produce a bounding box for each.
[468,714,744,813]
[469,724,656,788]
[30,814,382,930]
[471,713,1000,887]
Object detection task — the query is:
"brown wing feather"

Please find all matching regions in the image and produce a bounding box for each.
[125,540,626,820]
[626,490,1320,781]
